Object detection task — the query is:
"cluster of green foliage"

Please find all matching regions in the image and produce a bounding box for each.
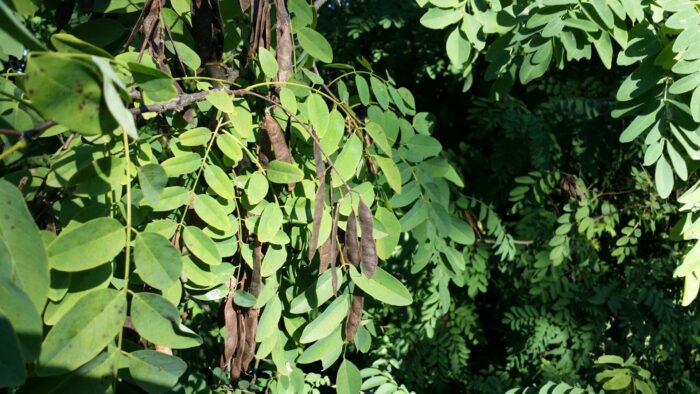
[2,0,700,393]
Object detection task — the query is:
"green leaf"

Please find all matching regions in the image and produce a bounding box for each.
[349,265,413,306]
[290,268,344,314]
[655,154,674,199]
[127,350,187,394]
[370,77,390,110]
[206,90,233,113]
[404,134,442,159]
[247,171,269,205]
[420,7,463,29]
[178,127,212,146]
[52,33,112,58]
[234,289,256,307]
[48,218,124,272]
[280,87,298,114]
[142,186,189,212]
[231,105,253,138]
[296,27,333,63]
[0,317,26,387]
[134,232,182,290]
[161,153,201,177]
[300,294,350,343]
[375,207,401,260]
[258,203,284,243]
[217,133,243,162]
[602,374,632,390]
[450,217,475,245]
[667,142,688,181]
[256,296,282,341]
[331,134,363,187]
[194,194,233,232]
[336,359,362,394]
[0,1,44,51]
[165,41,201,71]
[203,164,234,200]
[98,66,138,139]
[25,52,116,135]
[298,325,343,365]
[0,180,49,312]
[138,163,168,206]
[259,47,279,79]
[307,93,330,136]
[130,292,202,349]
[0,278,42,362]
[373,155,402,194]
[355,75,370,106]
[129,62,177,102]
[399,199,428,232]
[38,288,126,376]
[691,85,700,122]
[365,122,391,156]
[183,226,221,265]
[619,110,657,143]
[267,160,304,184]
[446,28,470,66]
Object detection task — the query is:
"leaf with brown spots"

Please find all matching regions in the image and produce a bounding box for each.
[345,210,360,267]
[358,200,377,278]
[344,288,364,341]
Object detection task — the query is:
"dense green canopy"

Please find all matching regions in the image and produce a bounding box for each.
[1,0,700,393]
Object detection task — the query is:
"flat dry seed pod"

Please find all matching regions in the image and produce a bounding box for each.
[223,291,238,367]
[318,236,332,275]
[330,206,340,295]
[345,210,360,267]
[313,140,326,179]
[231,311,246,381]
[250,241,263,297]
[262,113,294,190]
[345,289,364,341]
[308,183,324,262]
[358,200,377,278]
[242,308,259,370]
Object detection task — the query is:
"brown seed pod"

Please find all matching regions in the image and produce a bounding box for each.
[358,200,377,278]
[308,182,324,262]
[345,288,365,341]
[222,291,238,368]
[241,308,259,370]
[345,210,360,267]
[231,311,246,381]
[329,206,340,295]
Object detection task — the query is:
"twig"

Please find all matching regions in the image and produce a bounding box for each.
[481,239,534,246]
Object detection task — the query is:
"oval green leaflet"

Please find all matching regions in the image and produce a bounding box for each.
[258,202,284,243]
[130,292,202,349]
[37,288,126,376]
[134,232,182,290]
[48,217,124,272]
[267,160,304,184]
[193,194,234,232]
[183,226,221,266]
[299,293,350,344]
[178,127,212,146]
[290,267,345,314]
[349,265,412,306]
[127,350,187,394]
